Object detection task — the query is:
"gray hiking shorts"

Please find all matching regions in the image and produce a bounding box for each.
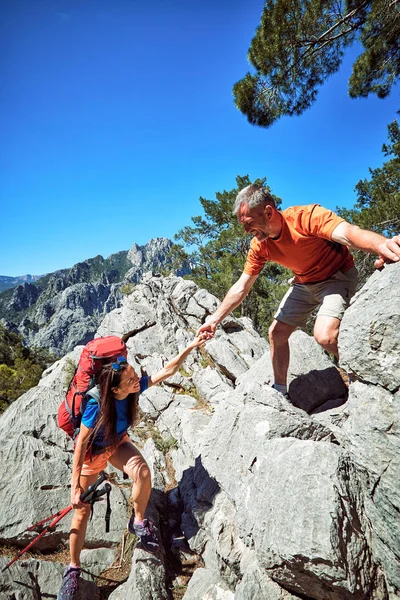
[274,267,358,328]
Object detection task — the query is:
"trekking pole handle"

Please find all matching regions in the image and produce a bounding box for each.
[80,471,108,502]
[93,482,112,499]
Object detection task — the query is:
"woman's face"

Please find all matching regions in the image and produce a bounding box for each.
[112,364,140,399]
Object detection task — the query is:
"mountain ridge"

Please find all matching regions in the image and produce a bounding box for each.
[0,274,43,293]
[0,237,182,356]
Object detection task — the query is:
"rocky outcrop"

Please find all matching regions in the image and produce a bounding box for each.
[0,238,177,356]
[7,281,41,311]
[0,265,399,599]
[339,263,400,391]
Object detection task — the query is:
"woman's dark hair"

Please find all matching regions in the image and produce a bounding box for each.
[92,362,139,448]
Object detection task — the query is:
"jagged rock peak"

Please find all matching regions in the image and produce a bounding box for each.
[8,282,41,311]
[0,238,176,357]
[127,238,172,268]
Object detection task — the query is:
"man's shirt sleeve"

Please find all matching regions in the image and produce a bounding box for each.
[243,238,267,276]
[302,205,346,240]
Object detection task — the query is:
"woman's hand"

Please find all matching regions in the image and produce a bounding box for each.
[71,485,85,509]
[189,331,211,349]
[149,331,212,387]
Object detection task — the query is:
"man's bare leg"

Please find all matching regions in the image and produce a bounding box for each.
[269,319,297,387]
[313,315,341,358]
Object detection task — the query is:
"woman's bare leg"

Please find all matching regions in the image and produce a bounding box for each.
[69,473,98,567]
[109,440,151,521]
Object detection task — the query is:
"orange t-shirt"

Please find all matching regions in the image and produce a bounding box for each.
[243,204,354,284]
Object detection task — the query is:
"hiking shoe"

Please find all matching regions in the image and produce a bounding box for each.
[128,517,159,554]
[58,566,81,600]
[271,385,291,402]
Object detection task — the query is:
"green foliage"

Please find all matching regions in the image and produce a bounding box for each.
[170,175,291,338]
[153,434,179,454]
[337,118,400,283]
[0,365,17,412]
[120,282,136,296]
[0,324,56,414]
[64,357,78,389]
[179,366,193,377]
[234,0,399,128]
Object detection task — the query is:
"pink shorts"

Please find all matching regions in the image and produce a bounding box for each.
[81,434,139,476]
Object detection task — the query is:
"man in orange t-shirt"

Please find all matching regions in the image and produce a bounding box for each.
[197,185,400,399]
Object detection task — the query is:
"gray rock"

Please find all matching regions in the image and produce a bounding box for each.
[141,437,168,491]
[235,553,300,600]
[339,262,400,391]
[0,557,99,600]
[236,330,347,412]
[339,381,400,596]
[126,237,172,277]
[192,365,233,407]
[157,394,212,481]
[108,548,168,600]
[81,547,116,576]
[139,385,174,418]
[183,568,235,600]
[1,269,399,600]
[7,282,40,311]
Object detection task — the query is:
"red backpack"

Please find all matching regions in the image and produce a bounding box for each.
[58,336,127,438]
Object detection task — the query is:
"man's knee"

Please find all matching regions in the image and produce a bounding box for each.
[314,328,339,348]
[269,320,294,344]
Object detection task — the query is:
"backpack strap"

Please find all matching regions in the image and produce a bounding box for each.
[85,386,101,403]
[81,386,101,460]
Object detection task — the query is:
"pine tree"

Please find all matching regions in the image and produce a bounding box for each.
[337,118,400,283]
[0,324,55,413]
[234,0,400,128]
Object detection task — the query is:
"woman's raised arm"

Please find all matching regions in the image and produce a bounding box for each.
[149,332,208,387]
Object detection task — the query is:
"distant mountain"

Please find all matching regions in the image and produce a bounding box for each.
[0,274,43,293]
[0,238,188,356]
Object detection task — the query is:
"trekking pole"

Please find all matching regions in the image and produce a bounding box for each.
[2,471,109,572]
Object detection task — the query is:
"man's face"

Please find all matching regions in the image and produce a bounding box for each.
[237,203,271,241]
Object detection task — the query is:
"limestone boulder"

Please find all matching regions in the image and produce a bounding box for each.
[107,549,168,600]
[0,557,99,600]
[339,262,400,390]
[236,330,347,412]
[338,381,400,596]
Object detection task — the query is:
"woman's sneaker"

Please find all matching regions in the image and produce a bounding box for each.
[128,515,159,554]
[57,566,81,600]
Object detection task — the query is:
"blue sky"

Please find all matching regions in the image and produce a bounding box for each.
[0,0,398,276]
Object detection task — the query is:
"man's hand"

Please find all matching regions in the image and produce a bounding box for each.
[196,320,217,338]
[374,235,400,269]
[188,331,211,349]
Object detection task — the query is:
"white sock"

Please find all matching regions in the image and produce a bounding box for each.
[272,383,288,395]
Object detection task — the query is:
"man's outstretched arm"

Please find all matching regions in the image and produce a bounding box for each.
[331,222,400,268]
[196,272,258,336]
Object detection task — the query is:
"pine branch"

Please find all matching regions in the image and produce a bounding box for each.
[258,0,370,100]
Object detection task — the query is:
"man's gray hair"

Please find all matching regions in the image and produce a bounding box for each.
[233,185,276,215]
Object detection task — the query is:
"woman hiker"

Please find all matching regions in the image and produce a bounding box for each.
[58,332,208,600]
